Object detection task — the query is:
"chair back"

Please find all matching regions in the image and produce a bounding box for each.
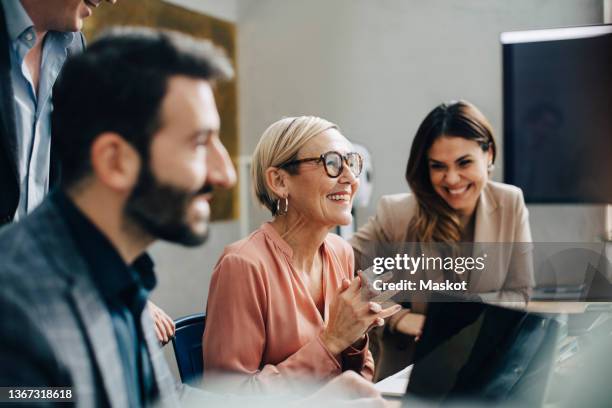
[172,313,206,384]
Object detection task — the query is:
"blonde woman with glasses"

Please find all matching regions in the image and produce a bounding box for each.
[203,116,400,392]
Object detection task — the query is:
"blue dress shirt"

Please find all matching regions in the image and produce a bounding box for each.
[1,0,76,221]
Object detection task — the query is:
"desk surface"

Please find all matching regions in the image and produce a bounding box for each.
[376,365,412,397]
[527,301,612,314]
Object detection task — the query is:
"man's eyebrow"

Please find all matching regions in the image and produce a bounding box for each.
[189,128,217,139]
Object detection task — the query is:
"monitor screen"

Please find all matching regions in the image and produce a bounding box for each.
[502,25,612,203]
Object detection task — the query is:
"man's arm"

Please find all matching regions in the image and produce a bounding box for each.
[0,292,69,388]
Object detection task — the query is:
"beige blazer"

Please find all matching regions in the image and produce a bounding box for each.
[350,181,535,306]
[350,181,535,380]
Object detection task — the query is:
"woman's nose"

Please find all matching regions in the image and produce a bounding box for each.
[338,162,358,183]
[444,168,461,185]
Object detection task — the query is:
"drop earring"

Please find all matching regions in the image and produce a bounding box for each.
[276,197,289,216]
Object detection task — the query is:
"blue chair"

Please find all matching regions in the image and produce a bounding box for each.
[171,313,206,384]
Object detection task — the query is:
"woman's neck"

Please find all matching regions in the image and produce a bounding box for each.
[458,210,476,242]
[270,215,328,272]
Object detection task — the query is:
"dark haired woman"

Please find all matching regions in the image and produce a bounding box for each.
[350,100,534,379]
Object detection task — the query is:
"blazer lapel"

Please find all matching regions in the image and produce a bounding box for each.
[31,201,128,407]
[141,311,180,407]
[69,279,129,408]
[471,184,503,289]
[473,183,499,244]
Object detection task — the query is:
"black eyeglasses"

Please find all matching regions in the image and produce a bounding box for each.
[281,151,364,178]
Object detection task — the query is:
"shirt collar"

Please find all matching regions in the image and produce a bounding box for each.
[1,0,34,42]
[261,222,294,258]
[52,190,157,303]
[1,0,76,47]
[260,221,329,260]
[52,30,77,49]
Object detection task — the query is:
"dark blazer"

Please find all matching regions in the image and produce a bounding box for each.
[0,3,84,226]
[0,199,181,407]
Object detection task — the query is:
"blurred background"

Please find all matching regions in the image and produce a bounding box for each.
[81,0,611,353]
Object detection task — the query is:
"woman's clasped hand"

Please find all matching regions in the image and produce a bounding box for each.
[322,275,401,355]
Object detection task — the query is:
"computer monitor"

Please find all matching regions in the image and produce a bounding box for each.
[502,24,612,203]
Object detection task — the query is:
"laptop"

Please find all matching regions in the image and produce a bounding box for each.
[404,293,560,406]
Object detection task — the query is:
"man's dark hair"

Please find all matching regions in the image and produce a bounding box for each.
[52,26,234,188]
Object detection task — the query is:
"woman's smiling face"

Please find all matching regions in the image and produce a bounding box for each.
[428,135,492,217]
[285,129,359,229]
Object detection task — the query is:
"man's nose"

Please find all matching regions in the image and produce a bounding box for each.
[206,137,237,189]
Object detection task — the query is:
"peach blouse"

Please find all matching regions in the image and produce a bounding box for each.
[203,222,374,392]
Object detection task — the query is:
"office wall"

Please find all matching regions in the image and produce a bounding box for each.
[237,0,604,243]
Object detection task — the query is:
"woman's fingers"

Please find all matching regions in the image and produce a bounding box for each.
[378,304,402,319]
[153,321,165,343]
[365,317,385,332]
[159,310,175,337]
[395,312,426,337]
[365,302,400,318]
[357,270,374,296]
[337,278,351,295]
[148,301,175,344]
[342,278,351,290]
[368,302,382,313]
[345,275,362,295]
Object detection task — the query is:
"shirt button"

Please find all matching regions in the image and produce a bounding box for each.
[25,32,33,41]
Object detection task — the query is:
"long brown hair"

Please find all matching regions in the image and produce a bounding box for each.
[405,100,496,243]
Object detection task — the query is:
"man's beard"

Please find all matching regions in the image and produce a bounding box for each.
[124,163,211,247]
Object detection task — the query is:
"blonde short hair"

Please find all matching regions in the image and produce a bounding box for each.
[251,116,338,215]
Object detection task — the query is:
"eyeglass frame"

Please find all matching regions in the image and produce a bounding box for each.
[280,150,364,178]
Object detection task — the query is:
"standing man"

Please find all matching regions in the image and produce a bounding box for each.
[0,0,117,225]
[0,27,384,407]
[0,0,175,343]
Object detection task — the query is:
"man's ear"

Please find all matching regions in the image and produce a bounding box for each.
[264,167,290,199]
[90,133,140,192]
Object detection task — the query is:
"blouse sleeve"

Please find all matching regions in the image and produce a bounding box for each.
[203,253,345,393]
